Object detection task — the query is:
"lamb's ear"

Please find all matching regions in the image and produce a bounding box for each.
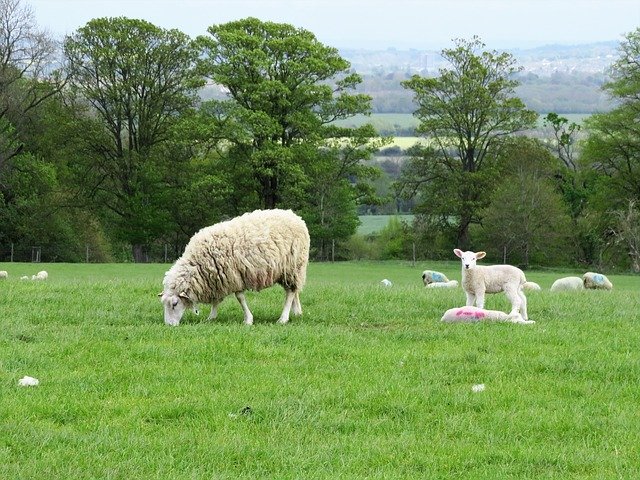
[453,248,463,258]
[158,292,164,297]
[179,292,189,300]
[476,251,487,260]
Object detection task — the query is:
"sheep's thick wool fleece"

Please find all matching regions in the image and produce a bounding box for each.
[463,265,526,293]
[164,209,310,303]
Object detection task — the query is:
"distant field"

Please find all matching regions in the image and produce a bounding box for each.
[335,112,592,139]
[358,214,415,234]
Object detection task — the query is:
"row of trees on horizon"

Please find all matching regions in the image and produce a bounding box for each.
[0,0,638,271]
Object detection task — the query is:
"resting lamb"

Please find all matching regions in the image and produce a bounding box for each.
[160,209,310,326]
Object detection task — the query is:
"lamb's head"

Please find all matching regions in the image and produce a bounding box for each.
[159,290,193,326]
[453,249,486,270]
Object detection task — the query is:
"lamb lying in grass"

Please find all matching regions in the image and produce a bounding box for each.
[453,249,529,321]
[426,280,458,288]
[583,272,613,290]
[441,306,535,324]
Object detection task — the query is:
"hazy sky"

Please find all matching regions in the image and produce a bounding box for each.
[29,0,640,50]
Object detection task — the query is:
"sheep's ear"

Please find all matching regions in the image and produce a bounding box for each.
[158,292,164,297]
[179,292,189,300]
[476,251,486,260]
[453,248,463,258]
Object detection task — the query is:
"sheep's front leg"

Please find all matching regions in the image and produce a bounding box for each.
[235,291,253,325]
[504,287,522,317]
[277,289,296,324]
[292,291,302,316]
[207,299,222,321]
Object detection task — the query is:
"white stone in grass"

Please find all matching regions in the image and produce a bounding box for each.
[380,279,392,287]
[471,383,485,393]
[18,376,39,387]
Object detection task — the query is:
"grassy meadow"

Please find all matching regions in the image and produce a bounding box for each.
[1,261,639,478]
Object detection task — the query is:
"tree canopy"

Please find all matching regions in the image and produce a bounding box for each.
[398,37,538,248]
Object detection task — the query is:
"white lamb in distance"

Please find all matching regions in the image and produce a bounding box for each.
[550,276,584,291]
[426,280,459,288]
[160,209,310,326]
[522,281,542,291]
[0,270,7,279]
[32,271,48,280]
[454,249,529,321]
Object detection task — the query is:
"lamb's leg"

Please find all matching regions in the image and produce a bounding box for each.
[474,288,486,309]
[277,289,296,324]
[518,289,528,320]
[292,291,302,316]
[235,291,253,325]
[207,299,222,321]
[504,287,522,317]
[465,291,476,307]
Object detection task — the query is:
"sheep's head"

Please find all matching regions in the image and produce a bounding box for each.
[453,249,486,270]
[159,291,192,326]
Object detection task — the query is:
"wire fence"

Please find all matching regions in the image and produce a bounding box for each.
[0,243,185,263]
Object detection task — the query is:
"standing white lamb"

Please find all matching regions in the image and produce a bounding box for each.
[453,249,529,321]
[0,270,8,279]
[159,209,310,326]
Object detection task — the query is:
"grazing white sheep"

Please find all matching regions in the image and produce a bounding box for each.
[160,209,310,326]
[32,271,48,281]
[20,275,29,280]
[441,306,535,324]
[522,281,541,291]
[380,279,393,287]
[550,276,584,291]
[0,270,7,279]
[583,272,613,290]
[453,249,529,321]
[426,279,459,288]
[421,270,449,286]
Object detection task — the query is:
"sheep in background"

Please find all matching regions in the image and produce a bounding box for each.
[20,275,29,280]
[522,281,542,291]
[160,209,310,326]
[550,276,584,291]
[426,280,459,288]
[453,249,529,321]
[421,270,449,286]
[380,279,393,287]
[583,272,613,290]
[32,271,48,280]
[0,270,7,279]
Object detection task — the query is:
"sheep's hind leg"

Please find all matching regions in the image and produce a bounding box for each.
[292,291,302,316]
[518,289,528,320]
[504,287,522,317]
[277,289,297,324]
[235,292,253,325]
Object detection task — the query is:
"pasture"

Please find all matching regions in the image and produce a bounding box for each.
[1,261,639,478]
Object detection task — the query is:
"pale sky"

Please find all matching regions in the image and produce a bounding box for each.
[29,0,640,50]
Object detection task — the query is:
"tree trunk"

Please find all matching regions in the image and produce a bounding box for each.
[132,244,146,263]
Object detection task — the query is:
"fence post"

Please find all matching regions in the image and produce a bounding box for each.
[10,243,14,262]
[86,244,90,263]
[503,245,507,264]
[164,244,168,263]
[331,239,335,262]
[412,242,416,267]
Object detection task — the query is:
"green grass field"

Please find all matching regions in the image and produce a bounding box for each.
[1,261,639,478]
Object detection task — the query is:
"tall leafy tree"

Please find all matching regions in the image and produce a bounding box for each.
[196,17,383,248]
[398,37,537,248]
[64,17,203,261]
[580,28,640,270]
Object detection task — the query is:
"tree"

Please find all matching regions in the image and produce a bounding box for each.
[196,17,382,232]
[477,138,573,268]
[398,37,538,248]
[579,28,640,269]
[64,17,204,261]
[0,0,64,172]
